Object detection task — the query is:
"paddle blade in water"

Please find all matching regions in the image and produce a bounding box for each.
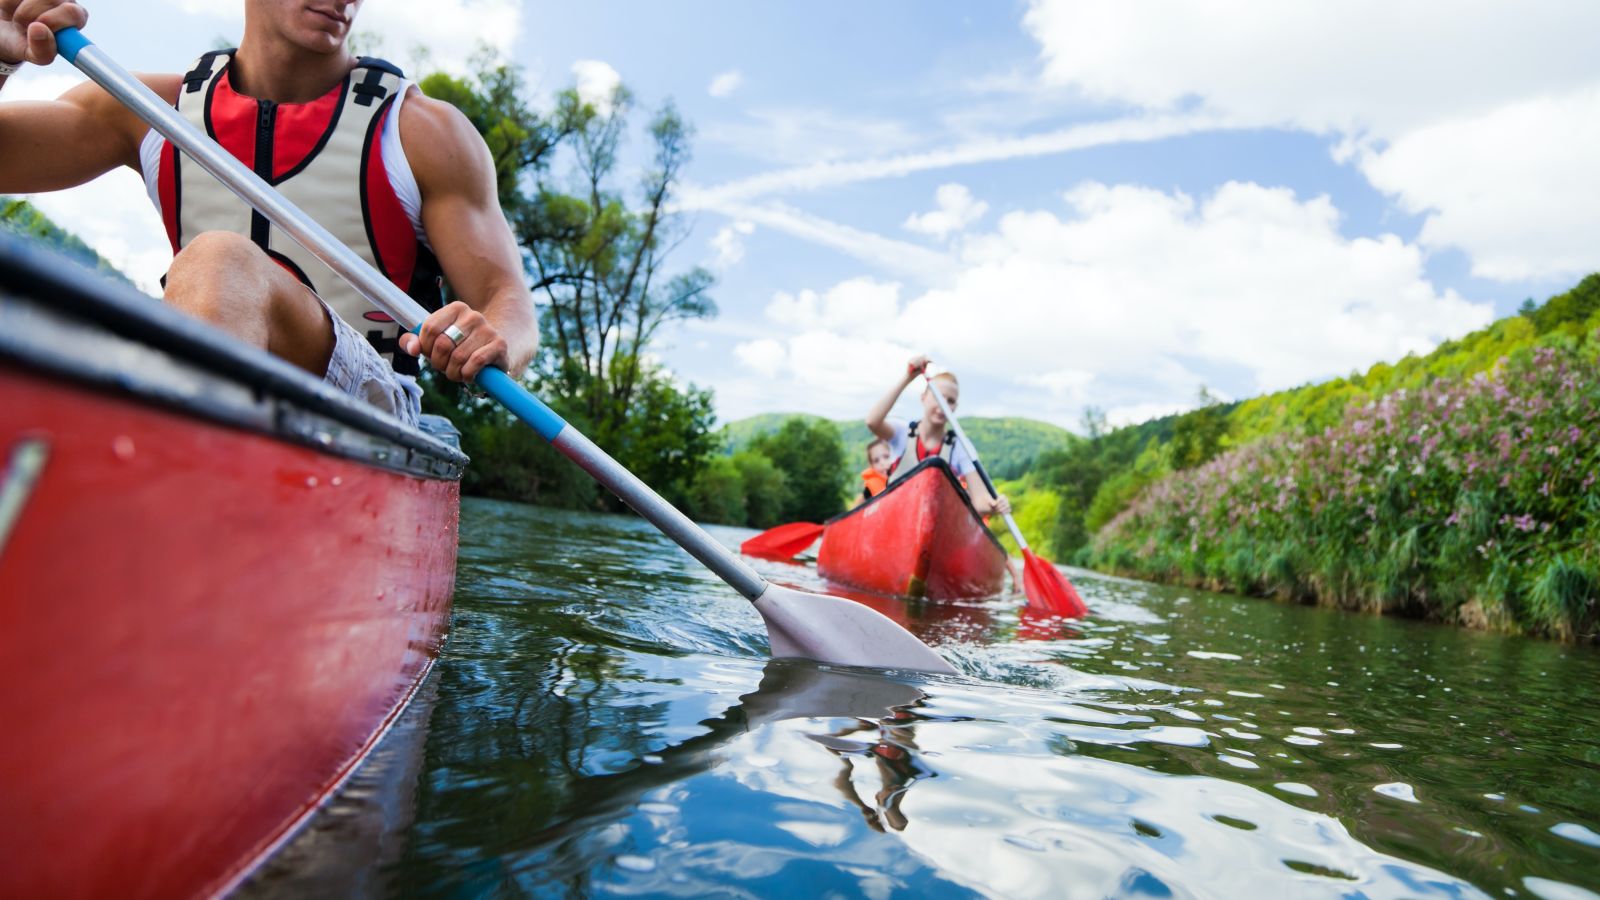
[1021,550,1087,617]
[740,522,824,561]
[752,583,957,674]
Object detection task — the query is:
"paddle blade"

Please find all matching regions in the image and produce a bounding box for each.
[1021,550,1088,617]
[740,522,825,561]
[752,583,957,674]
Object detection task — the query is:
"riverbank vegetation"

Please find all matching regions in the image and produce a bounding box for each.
[1031,276,1599,640]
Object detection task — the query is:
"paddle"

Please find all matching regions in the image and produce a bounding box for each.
[54,28,955,675]
[918,368,1088,617]
[740,521,823,561]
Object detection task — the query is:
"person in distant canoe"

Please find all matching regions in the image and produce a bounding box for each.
[855,438,893,505]
[0,0,538,428]
[864,354,1011,516]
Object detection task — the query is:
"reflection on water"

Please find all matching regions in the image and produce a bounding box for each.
[306,499,1600,897]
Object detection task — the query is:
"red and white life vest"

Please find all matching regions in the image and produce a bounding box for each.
[887,419,954,484]
[152,49,443,374]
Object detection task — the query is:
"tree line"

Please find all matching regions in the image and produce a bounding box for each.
[412,56,856,529]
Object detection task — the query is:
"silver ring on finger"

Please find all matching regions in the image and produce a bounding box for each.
[443,323,468,345]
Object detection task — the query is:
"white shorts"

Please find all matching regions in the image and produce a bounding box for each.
[318,299,422,428]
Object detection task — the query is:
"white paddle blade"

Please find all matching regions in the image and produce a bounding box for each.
[752,583,957,675]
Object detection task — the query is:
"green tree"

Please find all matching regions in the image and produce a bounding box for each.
[520,86,715,448]
[733,451,789,527]
[414,54,721,510]
[688,455,746,525]
[1167,386,1228,470]
[750,418,847,523]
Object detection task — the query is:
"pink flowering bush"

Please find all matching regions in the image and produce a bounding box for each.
[1091,335,1600,639]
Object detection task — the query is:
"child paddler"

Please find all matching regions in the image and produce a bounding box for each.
[0,0,538,428]
[864,354,1011,517]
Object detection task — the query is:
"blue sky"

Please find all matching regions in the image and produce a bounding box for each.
[13,1,1599,430]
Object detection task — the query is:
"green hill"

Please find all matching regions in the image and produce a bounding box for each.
[719,413,1077,480]
[1,198,133,285]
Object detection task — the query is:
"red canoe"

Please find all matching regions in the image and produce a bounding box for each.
[816,458,1008,600]
[0,236,463,898]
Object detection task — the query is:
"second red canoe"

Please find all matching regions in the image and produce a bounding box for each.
[816,458,1008,600]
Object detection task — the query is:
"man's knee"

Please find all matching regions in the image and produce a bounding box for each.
[167,232,269,287]
[164,232,283,326]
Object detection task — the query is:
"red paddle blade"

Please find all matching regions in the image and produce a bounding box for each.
[1021,550,1087,617]
[740,522,825,561]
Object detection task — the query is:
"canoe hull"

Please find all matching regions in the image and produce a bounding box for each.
[0,370,458,899]
[0,235,465,899]
[816,459,1007,600]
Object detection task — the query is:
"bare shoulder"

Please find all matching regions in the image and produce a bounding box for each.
[396,88,490,192]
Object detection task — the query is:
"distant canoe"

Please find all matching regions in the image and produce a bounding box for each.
[817,458,1007,600]
[0,235,463,898]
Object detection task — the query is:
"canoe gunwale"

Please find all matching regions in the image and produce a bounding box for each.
[0,233,466,480]
[824,456,1006,556]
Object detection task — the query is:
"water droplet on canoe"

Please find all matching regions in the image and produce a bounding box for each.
[111,435,135,460]
[331,476,343,486]
[306,476,318,487]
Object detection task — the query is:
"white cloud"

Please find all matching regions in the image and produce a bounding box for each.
[1355,86,1600,282]
[1016,368,1094,400]
[682,111,1224,205]
[766,277,903,334]
[707,70,743,98]
[733,181,1493,423]
[1021,0,1600,282]
[1023,0,1599,137]
[710,220,754,270]
[699,106,926,167]
[571,59,622,116]
[692,199,956,284]
[733,338,784,378]
[904,183,988,240]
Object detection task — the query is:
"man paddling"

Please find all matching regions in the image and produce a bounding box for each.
[865,354,1011,517]
[0,0,537,426]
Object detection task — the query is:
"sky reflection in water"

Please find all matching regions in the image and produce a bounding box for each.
[258,498,1600,898]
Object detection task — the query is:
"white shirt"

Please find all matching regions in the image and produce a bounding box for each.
[886,418,976,478]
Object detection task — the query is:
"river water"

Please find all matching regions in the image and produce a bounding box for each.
[255,498,1600,898]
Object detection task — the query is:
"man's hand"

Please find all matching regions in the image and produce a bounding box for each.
[399,300,512,383]
[0,0,87,66]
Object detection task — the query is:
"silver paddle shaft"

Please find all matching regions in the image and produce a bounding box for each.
[68,43,430,332]
[922,373,1032,552]
[68,39,771,600]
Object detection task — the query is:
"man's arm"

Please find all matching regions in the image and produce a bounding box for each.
[866,353,928,441]
[0,0,165,192]
[396,89,537,383]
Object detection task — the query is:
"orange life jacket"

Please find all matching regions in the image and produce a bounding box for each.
[860,467,888,499]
